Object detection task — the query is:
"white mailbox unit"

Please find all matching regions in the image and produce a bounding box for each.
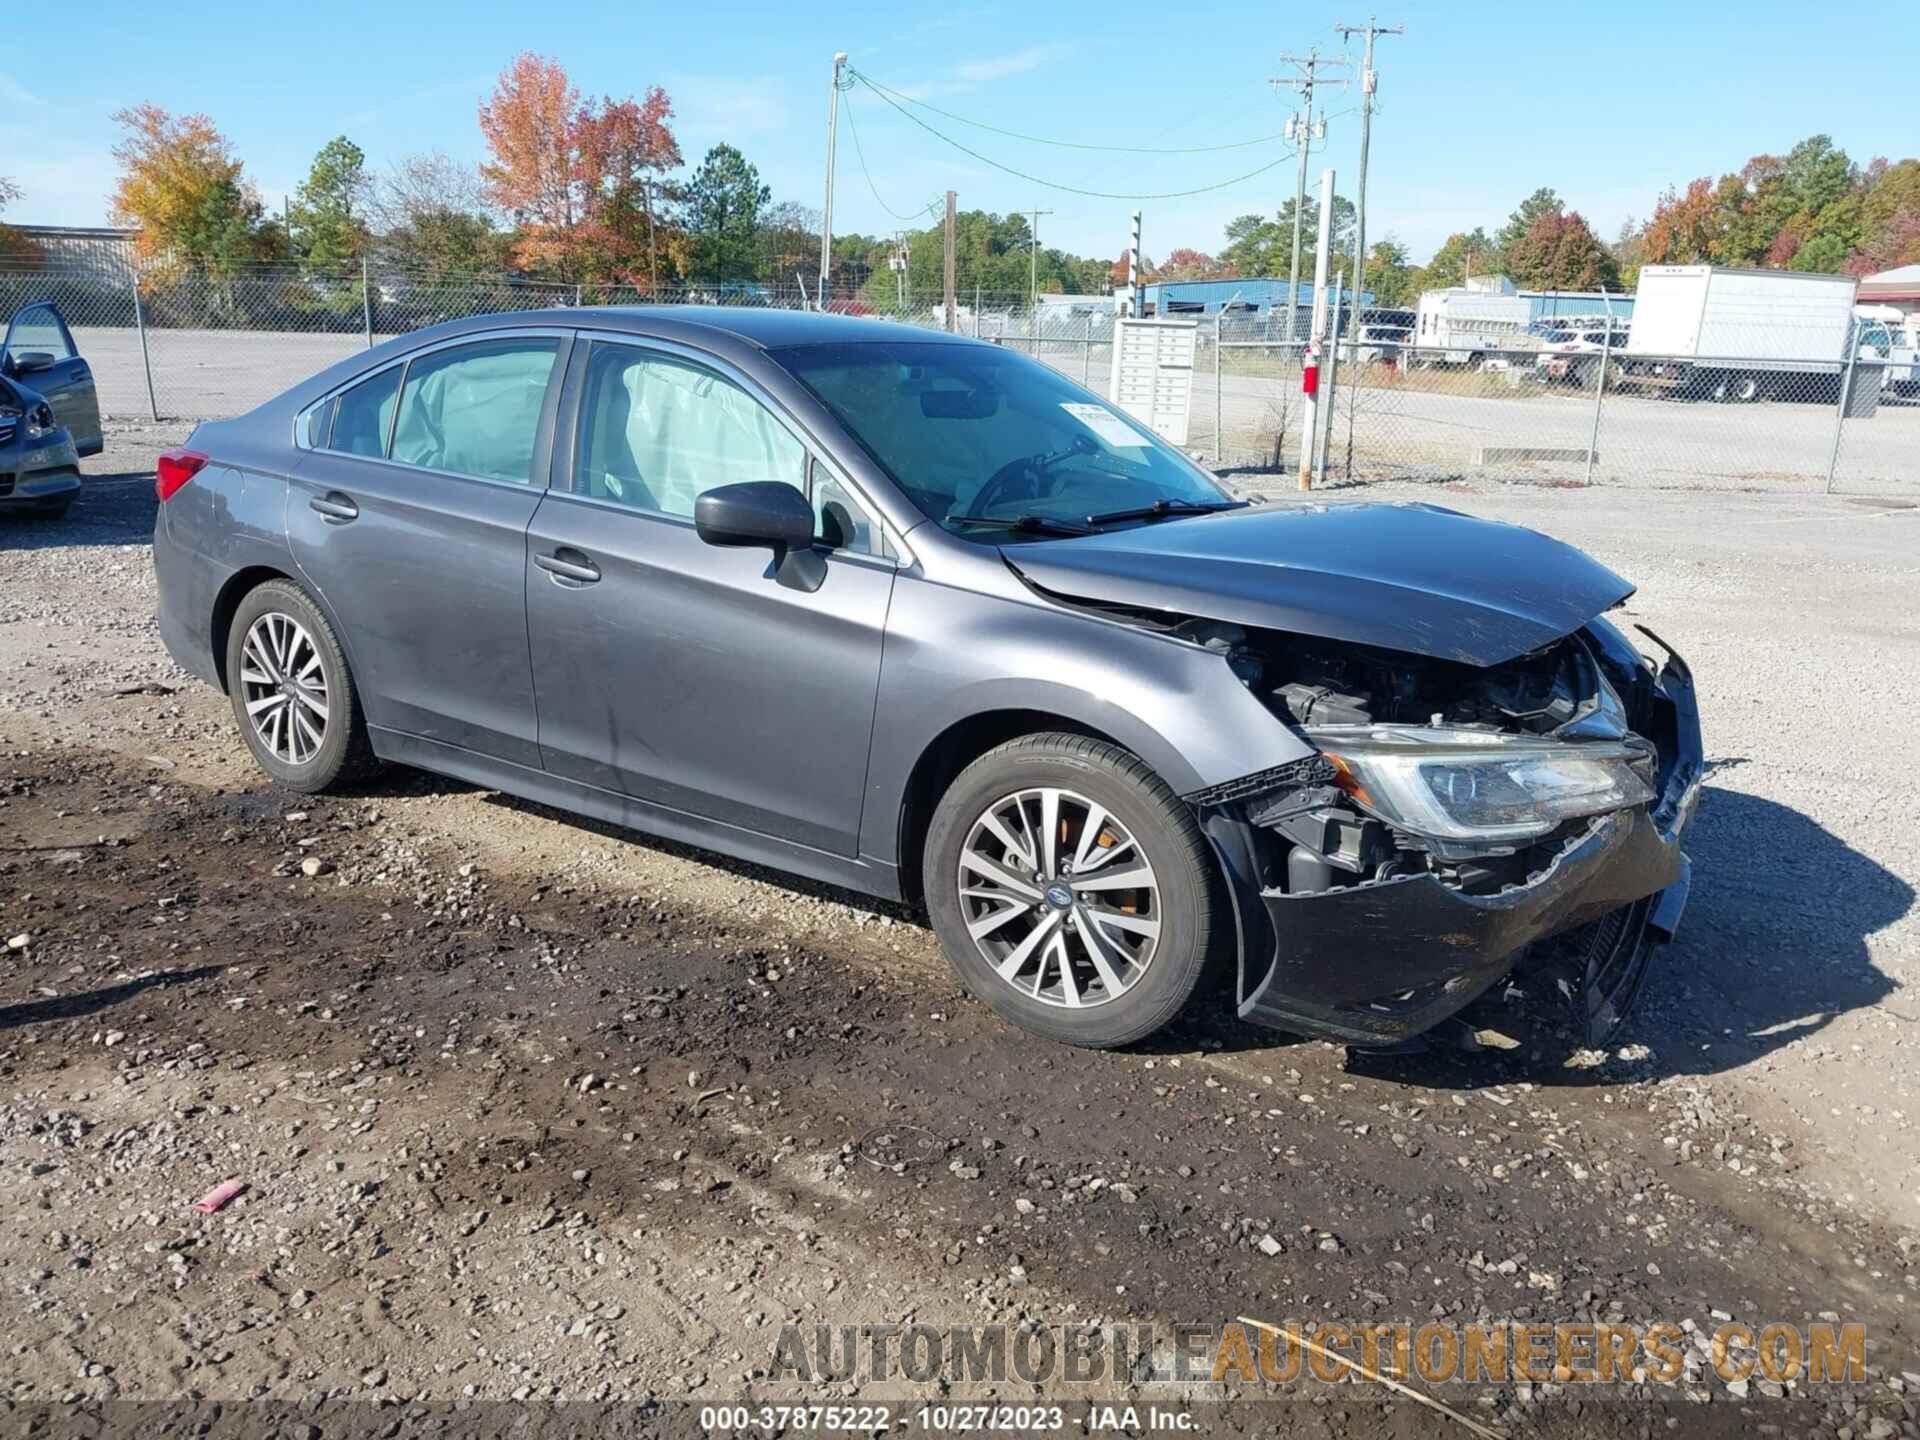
[1106,317,1198,445]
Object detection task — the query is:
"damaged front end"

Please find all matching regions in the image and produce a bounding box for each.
[1185,615,1702,1049]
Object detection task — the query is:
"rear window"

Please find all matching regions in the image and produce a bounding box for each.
[329,367,400,458]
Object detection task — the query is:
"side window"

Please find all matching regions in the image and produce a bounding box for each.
[5,305,75,364]
[328,368,400,457]
[390,337,560,483]
[573,343,804,518]
[810,457,893,560]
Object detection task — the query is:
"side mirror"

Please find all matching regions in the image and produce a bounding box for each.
[10,351,58,374]
[694,481,824,592]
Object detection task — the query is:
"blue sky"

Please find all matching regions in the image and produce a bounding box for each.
[7,1,1915,266]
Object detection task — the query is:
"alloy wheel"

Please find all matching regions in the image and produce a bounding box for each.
[956,786,1161,1009]
[239,612,330,765]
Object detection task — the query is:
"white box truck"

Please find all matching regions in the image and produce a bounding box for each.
[1622,265,1880,406]
[1413,281,1534,369]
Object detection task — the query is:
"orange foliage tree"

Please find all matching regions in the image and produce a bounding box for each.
[479,53,680,285]
[109,104,278,268]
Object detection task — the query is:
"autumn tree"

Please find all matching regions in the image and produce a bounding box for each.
[1157,248,1227,281]
[1496,187,1562,265]
[288,136,370,269]
[479,52,582,271]
[573,87,681,289]
[1850,158,1920,273]
[0,176,27,259]
[109,104,280,268]
[1505,208,1621,291]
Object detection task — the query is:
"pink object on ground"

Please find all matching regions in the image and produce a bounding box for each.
[192,1179,249,1213]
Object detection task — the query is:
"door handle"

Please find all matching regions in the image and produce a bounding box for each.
[535,549,601,584]
[309,492,358,522]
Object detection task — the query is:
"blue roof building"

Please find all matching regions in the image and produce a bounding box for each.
[1143,278,1375,317]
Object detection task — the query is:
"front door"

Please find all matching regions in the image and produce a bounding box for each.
[286,332,569,768]
[2,303,102,456]
[525,338,896,856]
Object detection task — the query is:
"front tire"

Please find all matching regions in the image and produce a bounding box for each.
[923,734,1219,1048]
[224,579,377,793]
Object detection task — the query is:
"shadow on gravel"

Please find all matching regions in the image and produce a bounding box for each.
[1347,785,1911,1092]
[0,964,224,1030]
[0,469,156,550]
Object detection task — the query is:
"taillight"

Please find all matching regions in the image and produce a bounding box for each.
[155,449,208,502]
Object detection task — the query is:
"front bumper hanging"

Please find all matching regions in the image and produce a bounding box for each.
[1200,643,1703,1048]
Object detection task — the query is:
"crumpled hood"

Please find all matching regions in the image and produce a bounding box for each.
[1005,500,1634,667]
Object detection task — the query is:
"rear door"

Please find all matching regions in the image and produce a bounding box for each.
[286,329,571,768]
[2,303,102,456]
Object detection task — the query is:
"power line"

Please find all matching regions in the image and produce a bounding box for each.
[851,74,1297,202]
[852,68,1295,156]
[841,90,941,224]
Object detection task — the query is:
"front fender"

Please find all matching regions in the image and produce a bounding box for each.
[859,574,1309,866]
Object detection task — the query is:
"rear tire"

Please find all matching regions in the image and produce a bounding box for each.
[922,734,1219,1048]
[224,579,378,794]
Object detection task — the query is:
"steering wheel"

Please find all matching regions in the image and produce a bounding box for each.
[968,457,1048,517]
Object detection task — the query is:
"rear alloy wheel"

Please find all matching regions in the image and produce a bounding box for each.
[924,734,1219,1048]
[225,579,376,793]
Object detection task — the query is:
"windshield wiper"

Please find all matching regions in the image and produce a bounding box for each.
[945,512,1095,537]
[1084,497,1251,527]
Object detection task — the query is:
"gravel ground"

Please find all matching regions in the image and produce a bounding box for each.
[0,424,1916,1436]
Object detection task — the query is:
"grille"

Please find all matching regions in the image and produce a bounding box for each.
[1578,897,1655,1041]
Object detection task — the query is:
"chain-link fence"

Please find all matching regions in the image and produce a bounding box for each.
[3,257,1910,495]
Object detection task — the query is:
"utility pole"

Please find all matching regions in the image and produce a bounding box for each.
[1272,49,1348,343]
[891,231,911,311]
[943,191,958,332]
[1334,18,1402,324]
[1127,210,1143,316]
[1026,207,1054,309]
[819,51,848,311]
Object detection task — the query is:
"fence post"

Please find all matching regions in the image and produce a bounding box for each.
[361,257,374,350]
[1315,273,1345,487]
[128,257,159,422]
[1082,313,1092,387]
[1586,313,1612,485]
[1824,318,1861,494]
[1214,313,1223,464]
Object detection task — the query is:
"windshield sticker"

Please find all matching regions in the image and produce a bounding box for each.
[1060,402,1150,447]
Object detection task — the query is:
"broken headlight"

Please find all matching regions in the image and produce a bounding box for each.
[1311,726,1656,843]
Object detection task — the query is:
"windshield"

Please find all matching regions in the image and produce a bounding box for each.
[771,340,1230,540]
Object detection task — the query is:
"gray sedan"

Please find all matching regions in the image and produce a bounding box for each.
[152,308,1700,1050]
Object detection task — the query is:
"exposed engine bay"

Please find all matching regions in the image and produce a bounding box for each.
[1176,617,1669,899]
